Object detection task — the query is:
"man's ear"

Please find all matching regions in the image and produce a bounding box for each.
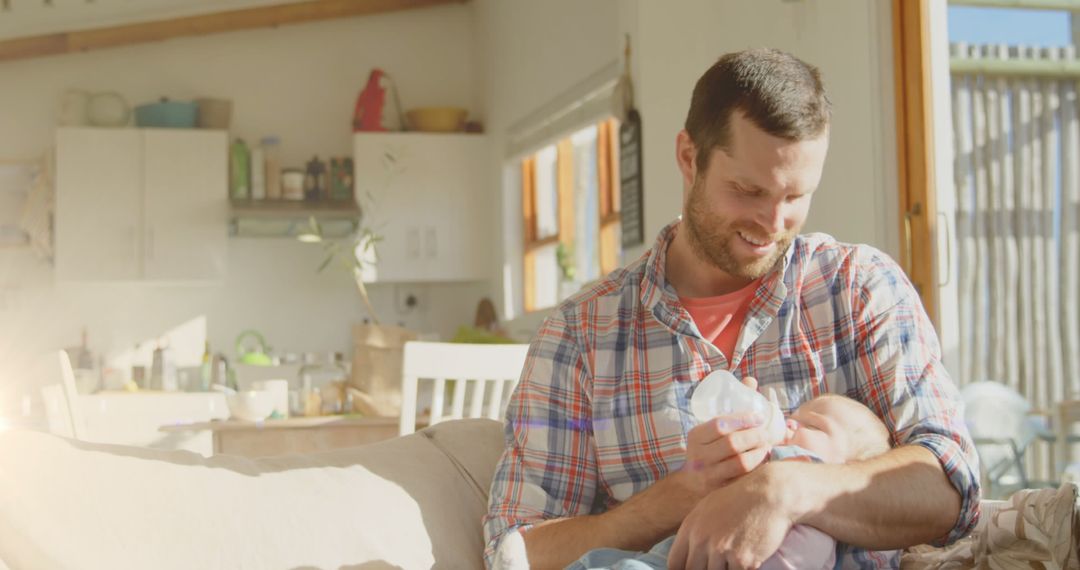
[675,130,697,191]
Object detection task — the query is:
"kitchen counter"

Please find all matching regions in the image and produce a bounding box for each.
[160,415,424,457]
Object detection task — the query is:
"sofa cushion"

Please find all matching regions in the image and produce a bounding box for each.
[0,418,505,570]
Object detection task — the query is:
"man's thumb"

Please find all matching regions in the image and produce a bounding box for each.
[741,376,758,390]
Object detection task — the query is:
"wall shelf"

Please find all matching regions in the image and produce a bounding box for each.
[229,199,361,238]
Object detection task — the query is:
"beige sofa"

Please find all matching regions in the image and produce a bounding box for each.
[0,419,504,569]
[1,419,1077,570]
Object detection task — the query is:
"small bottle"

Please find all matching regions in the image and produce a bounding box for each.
[211,353,236,391]
[303,156,326,202]
[76,327,94,369]
[261,136,282,200]
[149,343,163,391]
[250,144,266,200]
[160,343,178,392]
[302,377,322,417]
[320,352,350,415]
[198,342,212,392]
[299,353,321,417]
[229,138,250,200]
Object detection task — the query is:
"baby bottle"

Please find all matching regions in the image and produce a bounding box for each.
[690,369,786,445]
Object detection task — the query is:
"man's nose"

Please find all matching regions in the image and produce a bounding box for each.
[756,201,786,236]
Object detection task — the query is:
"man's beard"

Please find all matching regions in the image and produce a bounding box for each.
[683,176,796,280]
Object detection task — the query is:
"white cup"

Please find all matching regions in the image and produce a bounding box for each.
[251,379,290,419]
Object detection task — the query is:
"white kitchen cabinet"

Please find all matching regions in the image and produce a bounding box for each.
[352,132,489,282]
[55,128,227,282]
[54,129,143,281]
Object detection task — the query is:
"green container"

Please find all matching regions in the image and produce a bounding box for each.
[230,139,250,200]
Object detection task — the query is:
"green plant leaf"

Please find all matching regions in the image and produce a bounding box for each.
[307,216,323,237]
[317,251,335,272]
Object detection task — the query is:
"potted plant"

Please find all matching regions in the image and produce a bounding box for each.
[300,155,416,416]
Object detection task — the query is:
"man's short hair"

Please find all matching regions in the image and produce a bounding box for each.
[684,48,832,172]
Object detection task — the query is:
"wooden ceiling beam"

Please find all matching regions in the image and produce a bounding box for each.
[0,0,465,63]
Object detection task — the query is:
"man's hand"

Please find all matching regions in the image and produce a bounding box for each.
[667,463,793,570]
[682,376,772,495]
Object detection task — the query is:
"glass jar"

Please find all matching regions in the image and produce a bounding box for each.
[297,352,349,416]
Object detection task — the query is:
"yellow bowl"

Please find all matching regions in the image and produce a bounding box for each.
[406,107,467,133]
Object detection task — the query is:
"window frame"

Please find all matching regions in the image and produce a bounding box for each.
[521,118,621,313]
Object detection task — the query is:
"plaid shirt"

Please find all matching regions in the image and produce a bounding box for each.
[483,220,981,569]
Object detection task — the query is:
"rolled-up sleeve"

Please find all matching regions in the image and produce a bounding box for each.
[482,309,597,568]
[848,249,982,546]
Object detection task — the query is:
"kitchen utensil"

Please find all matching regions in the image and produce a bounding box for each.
[59,90,89,126]
[59,90,131,127]
[87,92,131,127]
[134,98,198,128]
[405,107,467,132]
[235,330,273,366]
[195,98,232,129]
[225,389,276,422]
[303,156,326,201]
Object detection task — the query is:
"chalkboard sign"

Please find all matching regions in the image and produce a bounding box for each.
[619,109,645,248]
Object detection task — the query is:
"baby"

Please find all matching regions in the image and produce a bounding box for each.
[566,393,893,570]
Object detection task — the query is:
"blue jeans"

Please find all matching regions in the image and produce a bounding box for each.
[565,536,677,570]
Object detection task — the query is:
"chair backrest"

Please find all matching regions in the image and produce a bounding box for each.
[399,341,530,435]
[960,380,1037,443]
[41,350,87,440]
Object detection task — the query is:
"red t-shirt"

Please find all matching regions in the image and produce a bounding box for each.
[679,278,763,360]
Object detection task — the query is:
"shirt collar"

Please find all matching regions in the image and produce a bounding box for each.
[639,218,797,330]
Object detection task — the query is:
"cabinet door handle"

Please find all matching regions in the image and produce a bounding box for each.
[903,202,922,277]
[128,225,138,263]
[937,212,952,287]
[407,228,421,259]
[424,226,437,258]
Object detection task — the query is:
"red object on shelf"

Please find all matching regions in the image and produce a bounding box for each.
[352,68,401,132]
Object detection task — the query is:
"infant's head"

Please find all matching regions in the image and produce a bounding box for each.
[782,394,891,464]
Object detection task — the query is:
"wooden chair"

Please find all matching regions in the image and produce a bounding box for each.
[398,341,529,436]
[41,350,87,440]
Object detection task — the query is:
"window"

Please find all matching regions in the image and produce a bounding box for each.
[521,118,620,312]
[948,6,1071,47]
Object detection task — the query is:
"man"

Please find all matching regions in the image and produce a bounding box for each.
[483,48,980,570]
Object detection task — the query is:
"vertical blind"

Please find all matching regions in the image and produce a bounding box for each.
[951,42,1080,478]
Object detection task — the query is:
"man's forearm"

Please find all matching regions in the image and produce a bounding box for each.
[777,445,963,549]
[523,470,700,569]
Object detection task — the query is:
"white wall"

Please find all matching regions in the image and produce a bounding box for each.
[473,0,625,338]
[631,0,900,261]
[479,0,901,338]
[0,4,488,421]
